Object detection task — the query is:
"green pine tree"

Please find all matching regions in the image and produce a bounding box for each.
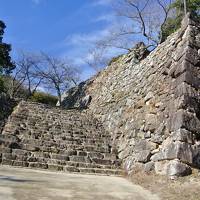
[0,20,15,74]
[160,0,200,42]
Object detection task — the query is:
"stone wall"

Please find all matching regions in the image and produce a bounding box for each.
[61,14,200,176]
[0,101,122,175]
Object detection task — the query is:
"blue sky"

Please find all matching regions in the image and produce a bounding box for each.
[0,0,115,80]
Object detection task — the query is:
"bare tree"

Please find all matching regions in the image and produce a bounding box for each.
[83,0,173,72]
[95,0,174,52]
[85,46,110,72]
[37,53,80,105]
[6,52,43,99]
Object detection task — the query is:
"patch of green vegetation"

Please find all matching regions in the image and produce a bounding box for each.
[0,20,15,74]
[0,76,5,93]
[29,92,58,106]
[161,0,200,42]
[161,16,182,42]
[108,54,124,66]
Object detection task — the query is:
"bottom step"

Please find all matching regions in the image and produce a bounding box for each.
[1,160,124,176]
[64,166,124,176]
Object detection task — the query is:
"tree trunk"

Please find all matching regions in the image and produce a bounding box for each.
[57,89,62,107]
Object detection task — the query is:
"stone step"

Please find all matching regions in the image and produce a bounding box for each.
[18,144,111,153]
[10,130,110,139]
[0,138,110,153]
[64,145,111,153]
[33,150,115,159]
[61,161,121,169]
[34,160,121,169]
[1,160,123,176]
[77,168,123,176]
[17,113,99,122]
[3,152,119,166]
[15,120,105,126]
[1,101,121,176]
[20,137,111,145]
[18,140,108,148]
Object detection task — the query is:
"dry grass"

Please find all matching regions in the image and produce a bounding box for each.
[129,170,200,200]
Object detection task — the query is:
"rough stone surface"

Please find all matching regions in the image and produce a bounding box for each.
[155,160,192,176]
[59,14,200,176]
[135,150,151,163]
[144,161,155,172]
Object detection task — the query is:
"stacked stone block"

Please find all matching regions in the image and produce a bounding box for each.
[151,15,200,176]
[0,101,122,175]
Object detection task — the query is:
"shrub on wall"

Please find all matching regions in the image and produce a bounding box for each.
[108,55,123,66]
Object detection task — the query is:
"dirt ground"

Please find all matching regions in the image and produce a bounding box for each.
[1,165,200,200]
[0,166,159,200]
[130,170,200,200]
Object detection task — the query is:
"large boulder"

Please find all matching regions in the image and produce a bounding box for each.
[155,160,192,176]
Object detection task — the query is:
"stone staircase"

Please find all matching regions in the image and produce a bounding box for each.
[0,101,122,176]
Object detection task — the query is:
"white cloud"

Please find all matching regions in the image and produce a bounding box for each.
[60,29,110,67]
[92,0,113,6]
[85,46,124,62]
[62,30,125,73]
[65,29,111,46]
[31,0,43,5]
[59,12,128,80]
[73,57,87,66]
[93,14,115,23]
[61,23,127,69]
[36,86,46,92]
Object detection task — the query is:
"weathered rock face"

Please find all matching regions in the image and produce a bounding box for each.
[0,101,122,175]
[60,14,200,176]
[57,80,93,109]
